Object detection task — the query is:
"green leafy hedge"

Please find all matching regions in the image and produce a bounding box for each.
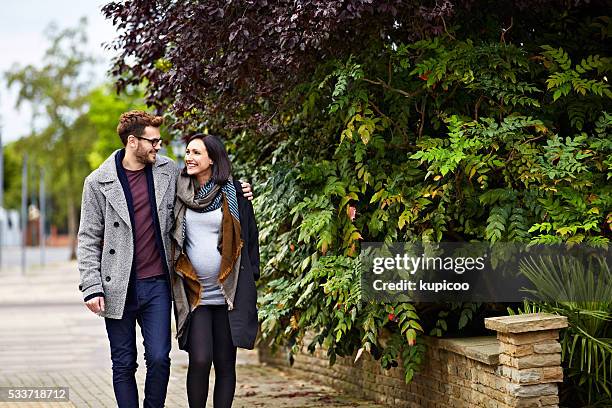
[246,15,610,405]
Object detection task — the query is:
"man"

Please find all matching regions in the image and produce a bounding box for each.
[77,111,252,407]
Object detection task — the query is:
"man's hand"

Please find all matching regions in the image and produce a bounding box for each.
[85,296,105,315]
[240,180,254,201]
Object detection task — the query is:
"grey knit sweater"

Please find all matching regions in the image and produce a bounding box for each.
[184,207,226,305]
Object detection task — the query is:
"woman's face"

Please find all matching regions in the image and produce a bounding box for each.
[184,138,212,178]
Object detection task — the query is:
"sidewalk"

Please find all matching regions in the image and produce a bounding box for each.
[0,260,385,407]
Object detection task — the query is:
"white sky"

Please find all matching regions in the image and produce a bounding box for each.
[0,0,118,143]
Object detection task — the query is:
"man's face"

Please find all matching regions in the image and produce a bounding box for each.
[134,126,162,165]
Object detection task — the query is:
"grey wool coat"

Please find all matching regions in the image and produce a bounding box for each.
[77,150,178,319]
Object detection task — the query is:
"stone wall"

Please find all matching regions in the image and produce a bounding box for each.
[258,313,567,408]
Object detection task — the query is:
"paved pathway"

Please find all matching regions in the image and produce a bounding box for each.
[0,246,71,271]
[0,259,384,407]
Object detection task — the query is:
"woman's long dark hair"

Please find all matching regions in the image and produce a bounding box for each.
[186,133,232,184]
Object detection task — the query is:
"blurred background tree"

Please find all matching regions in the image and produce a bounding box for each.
[3,18,146,259]
[86,84,146,169]
[5,18,94,259]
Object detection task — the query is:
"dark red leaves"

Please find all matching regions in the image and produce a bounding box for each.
[101,0,418,128]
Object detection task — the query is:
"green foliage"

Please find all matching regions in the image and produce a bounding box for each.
[542,46,612,101]
[514,256,612,406]
[4,19,95,250]
[86,85,146,168]
[1,142,24,210]
[251,26,611,387]
[2,21,150,258]
[252,25,611,389]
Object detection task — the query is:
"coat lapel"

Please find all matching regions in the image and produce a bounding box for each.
[101,182,132,228]
[97,150,132,229]
[152,160,170,211]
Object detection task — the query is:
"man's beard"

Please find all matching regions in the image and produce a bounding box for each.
[135,144,156,165]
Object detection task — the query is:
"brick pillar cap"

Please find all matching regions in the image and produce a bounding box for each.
[485,313,568,334]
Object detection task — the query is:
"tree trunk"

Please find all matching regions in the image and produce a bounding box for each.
[64,129,78,261]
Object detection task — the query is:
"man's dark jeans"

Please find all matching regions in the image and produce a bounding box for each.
[105,276,171,408]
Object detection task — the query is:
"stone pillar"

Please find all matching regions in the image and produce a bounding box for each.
[485,313,568,408]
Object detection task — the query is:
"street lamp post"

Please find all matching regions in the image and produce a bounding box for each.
[40,168,45,266]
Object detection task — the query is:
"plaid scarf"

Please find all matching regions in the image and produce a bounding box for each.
[182,178,240,241]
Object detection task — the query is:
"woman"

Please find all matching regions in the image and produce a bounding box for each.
[170,134,259,407]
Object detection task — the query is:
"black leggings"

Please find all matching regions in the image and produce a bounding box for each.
[187,304,237,408]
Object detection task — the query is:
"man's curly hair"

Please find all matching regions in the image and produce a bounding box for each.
[117,110,163,145]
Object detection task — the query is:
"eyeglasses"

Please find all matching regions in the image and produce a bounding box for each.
[134,136,164,147]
